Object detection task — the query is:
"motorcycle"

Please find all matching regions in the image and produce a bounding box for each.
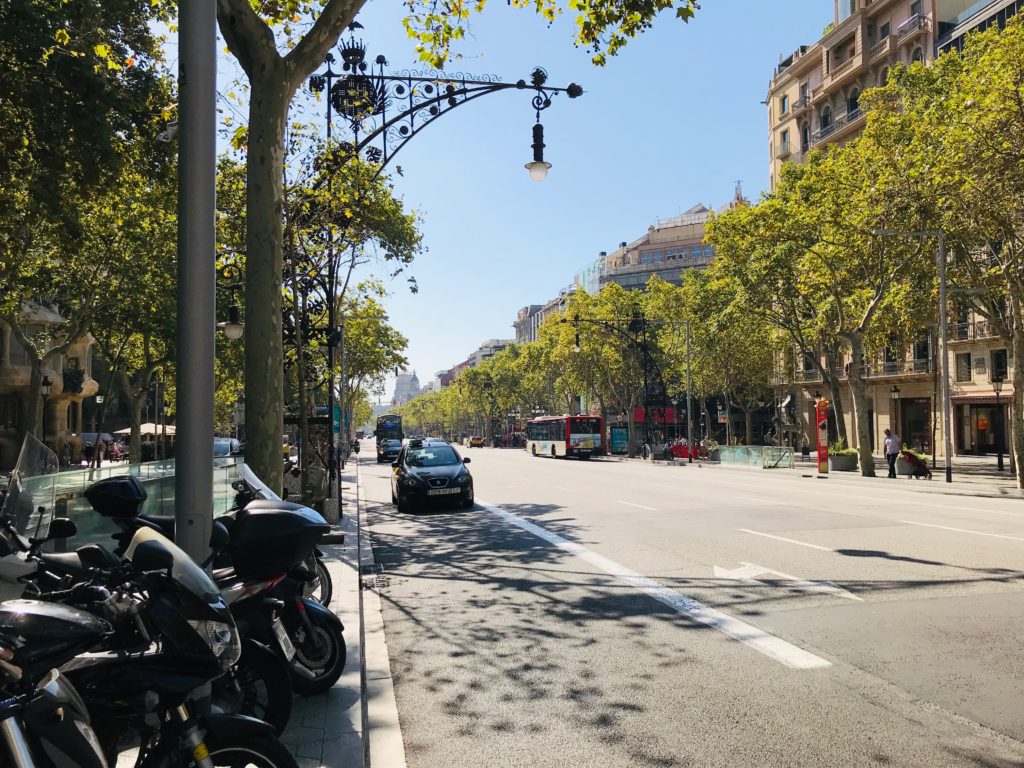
[85,472,346,696]
[0,435,298,767]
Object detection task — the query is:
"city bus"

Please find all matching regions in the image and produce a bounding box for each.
[525,415,605,459]
[375,413,404,444]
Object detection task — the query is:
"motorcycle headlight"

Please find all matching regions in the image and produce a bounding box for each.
[188,620,241,670]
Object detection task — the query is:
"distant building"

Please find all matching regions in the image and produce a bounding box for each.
[468,339,513,368]
[392,370,421,405]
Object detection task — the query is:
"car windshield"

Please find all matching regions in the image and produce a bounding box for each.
[213,439,233,457]
[383,440,402,448]
[406,446,460,467]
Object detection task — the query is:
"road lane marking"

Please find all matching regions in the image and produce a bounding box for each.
[555,486,576,493]
[739,529,834,551]
[714,562,861,601]
[899,520,1024,542]
[617,500,658,511]
[476,499,831,670]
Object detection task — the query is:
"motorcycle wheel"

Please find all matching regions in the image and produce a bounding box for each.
[290,616,346,696]
[301,555,333,607]
[211,640,293,735]
[204,731,298,767]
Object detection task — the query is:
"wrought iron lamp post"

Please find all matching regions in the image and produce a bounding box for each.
[992,373,1004,472]
[216,261,244,340]
[40,375,53,445]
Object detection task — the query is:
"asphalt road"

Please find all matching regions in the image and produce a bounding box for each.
[359,442,1024,767]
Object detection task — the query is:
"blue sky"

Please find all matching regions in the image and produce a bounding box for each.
[206,2,832,400]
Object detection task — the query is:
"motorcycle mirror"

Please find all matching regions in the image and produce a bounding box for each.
[209,521,230,552]
[132,539,174,573]
[46,517,77,541]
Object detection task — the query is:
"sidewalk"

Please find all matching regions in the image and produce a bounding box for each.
[605,452,1023,500]
[283,457,406,768]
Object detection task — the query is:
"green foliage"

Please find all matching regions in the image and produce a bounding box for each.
[828,437,857,457]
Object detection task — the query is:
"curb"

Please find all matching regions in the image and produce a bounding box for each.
[357,459,408,768]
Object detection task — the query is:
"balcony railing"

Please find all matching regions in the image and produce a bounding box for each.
[776,143,792,159]
[951,320,998,341]
[794,369,823,383]
[828,55,857,80]
[868,35,892,60]
[897,14,929,40]
[810,107,864,146]
[866,358,933,377]
[792,94,810,113]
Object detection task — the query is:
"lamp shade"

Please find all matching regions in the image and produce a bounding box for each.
[40,376,53,396]
[992,375,1004,394]
[525,160,551,181]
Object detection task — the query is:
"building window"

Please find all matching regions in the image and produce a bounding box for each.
[781,128,790,152]
[879,66,890,86]
[910,0,921,17]
[703,245,714,259]
[801,123,810,152]
[955,353,972,382]
[880,21,890,38]
[911,46,923,63]
[848,88,860,114]
[799,82,809,100]
[780,94,790,114]
[692,246,703,260]
[912,335,930,362]
[992,349,1009,381]
[821,106,832,130]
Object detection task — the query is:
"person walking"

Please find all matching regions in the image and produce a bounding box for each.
[884,428,901,478]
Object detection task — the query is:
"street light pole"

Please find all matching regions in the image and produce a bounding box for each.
[937,232,953,483]
[686,320,694,465]
[993,373,1005,472]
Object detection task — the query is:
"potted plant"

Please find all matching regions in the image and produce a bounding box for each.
[828,438,858,471]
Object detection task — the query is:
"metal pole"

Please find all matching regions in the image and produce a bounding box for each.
[641,316,650,451]
[337,316,345,513]
[175,0,216,561]
[686,320,694,464]
[996,390,1004,472]
[938,232,953,483]
[324,72,336,501]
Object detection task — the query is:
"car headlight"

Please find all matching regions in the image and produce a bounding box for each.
[189,619,241,670]
[401,476,420,488]
[456,474,471,485]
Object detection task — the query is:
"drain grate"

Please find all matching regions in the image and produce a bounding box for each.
[361,562,389,590]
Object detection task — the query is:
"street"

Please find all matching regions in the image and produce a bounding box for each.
[360,444,1024,768]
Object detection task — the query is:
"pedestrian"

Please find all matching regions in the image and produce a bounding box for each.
[884,428,901,478]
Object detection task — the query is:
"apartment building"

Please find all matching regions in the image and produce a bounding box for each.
[767,0,1019,462]
[0,304,99,468]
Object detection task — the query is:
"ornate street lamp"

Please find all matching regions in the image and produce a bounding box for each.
[890,384,901,400]
[992,373,1004,472]
[40,375,53,443]
[217,262,244,340]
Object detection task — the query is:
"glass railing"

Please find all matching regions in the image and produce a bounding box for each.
[51,459,244,547]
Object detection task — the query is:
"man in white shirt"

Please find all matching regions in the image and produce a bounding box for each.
[883,428,901,478]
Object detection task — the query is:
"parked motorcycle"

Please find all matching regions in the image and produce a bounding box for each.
[85,473,346,696]
[0,435,298,767]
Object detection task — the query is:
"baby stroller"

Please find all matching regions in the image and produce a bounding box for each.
[899,449,932,480]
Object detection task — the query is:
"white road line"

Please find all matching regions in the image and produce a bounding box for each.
[617,500,658,511]
[739,528,834,552]
[555,486,576,493]
[899,520,1024,542]
[736,498,790,506]
[477,499,831,671]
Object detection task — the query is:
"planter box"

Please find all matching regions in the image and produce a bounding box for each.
[829,454,858,472]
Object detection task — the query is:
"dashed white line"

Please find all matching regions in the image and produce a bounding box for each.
[477,499,831,670]
[555,486,576,493]
[899,520,1024,542]
[739,528,834,552]
[617,500,658,511]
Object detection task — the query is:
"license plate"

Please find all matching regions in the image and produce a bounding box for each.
[272,617,296,661]
[427,487,460,495]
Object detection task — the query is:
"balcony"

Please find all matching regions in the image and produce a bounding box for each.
[897,14,930,41]
[868,35,894,61]
[794,369,823,383]
[791,94,810,114]
[951,319,999,342]
[810,107,865,147]
[866,358,933,378]
[776,142,792,160]
[823,48,864,89]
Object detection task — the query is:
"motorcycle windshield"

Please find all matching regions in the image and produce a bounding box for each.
[1,434,58,542]
[125,527,222,605]
[237,462,280,501]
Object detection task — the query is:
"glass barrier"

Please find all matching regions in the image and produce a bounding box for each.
[717,446,764,467]
[53,459,244,547]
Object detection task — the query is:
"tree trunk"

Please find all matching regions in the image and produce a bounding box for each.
[845,333,876,478]
[821,348,849,444]
[22,361,43,441]
[741,405,754,445]
[1012,329,1024,490]
[129,398,144,464]
[724,396,733,445]
[244,74,289,494]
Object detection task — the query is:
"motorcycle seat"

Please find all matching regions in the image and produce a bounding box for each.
[137,514,176,537]
[40,551,88,578]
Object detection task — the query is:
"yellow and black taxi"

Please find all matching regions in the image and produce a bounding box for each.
[390,443,474,512]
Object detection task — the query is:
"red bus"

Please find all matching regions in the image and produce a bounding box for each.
[525,415,605,459]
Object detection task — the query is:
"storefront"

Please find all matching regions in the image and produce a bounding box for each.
[898,397,932,454]
[955,397,1009,455]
